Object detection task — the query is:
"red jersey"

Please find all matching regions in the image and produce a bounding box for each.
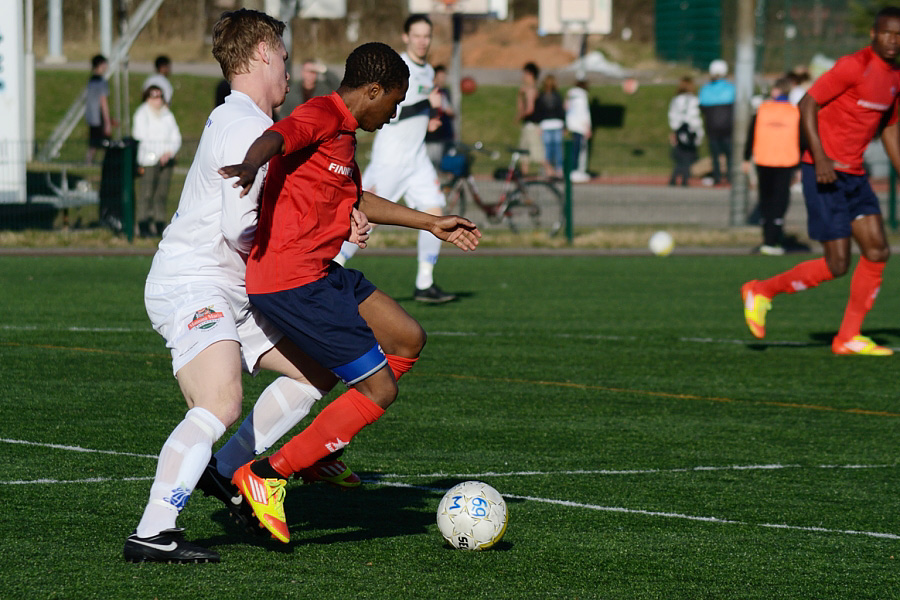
[802,46,900,175]
[246,93,361,293]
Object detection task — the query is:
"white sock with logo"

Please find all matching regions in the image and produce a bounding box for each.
[136,406,226,538]
[214,377,326,477]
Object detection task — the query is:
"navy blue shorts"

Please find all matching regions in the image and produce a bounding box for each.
[249,266,386,385]
[801,163,881,242]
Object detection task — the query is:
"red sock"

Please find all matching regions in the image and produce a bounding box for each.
[386,354,418,380]
[835,256,885,342]
[269,389,385,478]
[756,257,834,298]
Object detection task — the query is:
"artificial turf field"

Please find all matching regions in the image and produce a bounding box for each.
[1,251,898,599]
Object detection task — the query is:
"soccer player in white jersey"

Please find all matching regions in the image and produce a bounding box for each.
[335,14,456,304]
[124,9,366,564]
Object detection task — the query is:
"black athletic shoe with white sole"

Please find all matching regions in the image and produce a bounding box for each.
[413,284,456,304]
[123,528,220,563]
[196,457,258,534]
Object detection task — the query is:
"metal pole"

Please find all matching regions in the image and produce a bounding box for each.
[563,139,574,244]
[46,0,65,63]
[122,142,135,243]
[25,0,35,159]
[729,0,755,226]
[100,0,113,57]
[451,12,463,142]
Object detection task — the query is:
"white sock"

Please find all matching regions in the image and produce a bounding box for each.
[416,232,441,290]
[334,241,359,266]
[136,406,226,538]
[214,377,326,477]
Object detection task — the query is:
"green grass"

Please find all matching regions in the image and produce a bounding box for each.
[2,253,899,599]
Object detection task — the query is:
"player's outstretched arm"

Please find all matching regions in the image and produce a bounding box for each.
[360,191,481,251]
[218,130,286,197]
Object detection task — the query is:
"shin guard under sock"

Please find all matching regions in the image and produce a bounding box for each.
[268,389,385,478]
[756,257,834,298]
[835,256,885,342]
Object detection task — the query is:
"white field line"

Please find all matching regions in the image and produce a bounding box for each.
[3,437,896,540]
[0,438,157,459]
[371,480,900,541]
[369,463,897,479]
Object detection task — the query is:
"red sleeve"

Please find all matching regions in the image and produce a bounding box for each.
[269,103,338,155]
[889,96,900,127]
[808,54,860,106]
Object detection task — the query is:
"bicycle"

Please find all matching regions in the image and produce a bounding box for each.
[439,142,565,236]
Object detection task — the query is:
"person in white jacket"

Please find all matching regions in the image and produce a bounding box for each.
[667,76,705,186]
[132,85,182,237]
[565,73,593,182]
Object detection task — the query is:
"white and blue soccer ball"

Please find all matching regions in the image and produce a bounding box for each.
[436,481,508,550]
[648,230,674,256]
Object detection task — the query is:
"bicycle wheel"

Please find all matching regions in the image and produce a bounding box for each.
[444,177,468,217]
[504,180,565,236]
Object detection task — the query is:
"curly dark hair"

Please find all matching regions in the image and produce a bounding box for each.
[341,42,409,93]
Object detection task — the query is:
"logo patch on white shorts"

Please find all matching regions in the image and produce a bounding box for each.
[188,306,225,331]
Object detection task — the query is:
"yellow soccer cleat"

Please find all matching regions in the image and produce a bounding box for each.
[231,462,290,543]
[741,280,771,339]
[832,335,894,356]
[296,458,361,489]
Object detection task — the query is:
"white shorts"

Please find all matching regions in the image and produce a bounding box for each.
[145,280,283,377]
[362,150,445,210]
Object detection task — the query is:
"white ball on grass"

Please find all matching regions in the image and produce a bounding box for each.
[648,230,674,256]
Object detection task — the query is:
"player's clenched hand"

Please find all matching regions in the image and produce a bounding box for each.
[429,216,481,251]
[349,207,371,248]
[813,156,837,185]
[218,163,260,197]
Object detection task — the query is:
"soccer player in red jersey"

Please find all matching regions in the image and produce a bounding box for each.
[218,42,481,542]
[742,7,900,355]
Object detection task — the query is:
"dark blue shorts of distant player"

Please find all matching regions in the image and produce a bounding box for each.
[801,162,881,242]
[249,265,386,385]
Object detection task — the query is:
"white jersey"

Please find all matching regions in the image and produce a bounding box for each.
[146,91,270,289]
[362,53,444,209]
[368,52,434,166]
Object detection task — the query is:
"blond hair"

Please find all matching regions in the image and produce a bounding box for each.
[212,9,286,81]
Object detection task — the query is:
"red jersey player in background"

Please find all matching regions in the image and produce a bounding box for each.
[219,42,481,543]
[742,7,900,355]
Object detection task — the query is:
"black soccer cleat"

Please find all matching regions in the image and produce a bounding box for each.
[124,528,220,564]
[413,284,456,304]
[196,457,258,534]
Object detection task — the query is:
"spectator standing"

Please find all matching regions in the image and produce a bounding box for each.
[698,59,736,185]
[279,58,340,117]
[85,54,112,164]
[143,55,174,105]
[743,77,800,254]
[535,74,565,178]
[132,85,182,238]
[565,72,592,182]
[667,76,704,186]
[516,62,544,175]
[425,64,455,170]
